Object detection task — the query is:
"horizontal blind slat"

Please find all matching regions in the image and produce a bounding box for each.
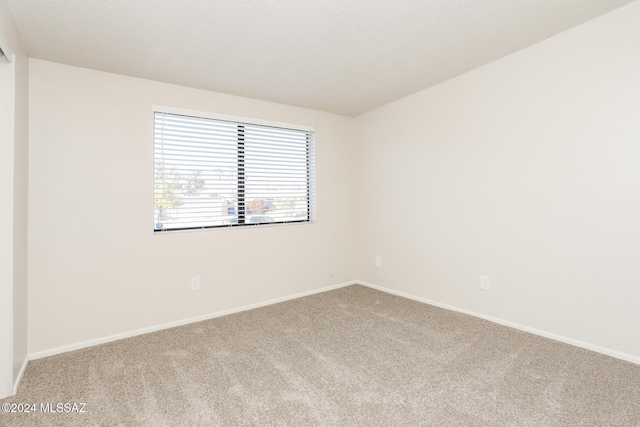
[154,111,314,231]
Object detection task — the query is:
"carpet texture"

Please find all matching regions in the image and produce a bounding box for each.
[2,285,639,426]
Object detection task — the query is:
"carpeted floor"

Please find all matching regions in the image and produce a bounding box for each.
[2,284,640,426]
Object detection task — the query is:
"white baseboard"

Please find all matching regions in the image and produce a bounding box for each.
[29,280,358,361]
[13,356,28,395]
[28,279,639,367]
[358,281,640,366]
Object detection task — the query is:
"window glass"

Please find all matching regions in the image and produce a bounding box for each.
[153,110,315,232]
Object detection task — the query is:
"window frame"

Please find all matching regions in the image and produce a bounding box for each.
[152,105,316,233]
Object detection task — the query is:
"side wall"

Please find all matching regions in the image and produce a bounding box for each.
[28,60,356,354]
[0,0,28,397]
[355,2,640,359]
[0,4,16,399]
[11,16,28,393]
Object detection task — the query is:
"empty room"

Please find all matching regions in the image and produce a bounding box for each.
[1,0,639,425]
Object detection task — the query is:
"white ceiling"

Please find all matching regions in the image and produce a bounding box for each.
[6,0,634,116]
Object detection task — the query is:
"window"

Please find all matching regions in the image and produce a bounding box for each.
[153,107,315,232]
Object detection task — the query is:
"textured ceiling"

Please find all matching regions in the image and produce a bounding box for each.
[6,0,635,116]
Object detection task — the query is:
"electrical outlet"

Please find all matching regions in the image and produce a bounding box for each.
[191,276,200,291]
[480,275,490,291]
[375,256,382,268]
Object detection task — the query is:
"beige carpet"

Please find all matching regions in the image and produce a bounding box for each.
[2,284,640,426]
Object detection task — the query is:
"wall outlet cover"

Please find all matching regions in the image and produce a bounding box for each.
[480,275,490,290]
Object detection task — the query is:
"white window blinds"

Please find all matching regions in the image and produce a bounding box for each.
[153,110,315,232]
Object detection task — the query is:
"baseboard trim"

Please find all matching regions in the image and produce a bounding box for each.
[29,280,358,360]
[358,281,640,366]
[13,356,28,395]
[29,279,638,366]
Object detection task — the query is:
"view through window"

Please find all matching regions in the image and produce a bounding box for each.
[154,110,315,232]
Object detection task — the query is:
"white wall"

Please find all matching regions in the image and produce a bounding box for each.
[12,35,28,391]
[355,1,640,359]
[0,17,16,401]
[0,0,28,398]
[28,60,356,354]
[22,0,640,364]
